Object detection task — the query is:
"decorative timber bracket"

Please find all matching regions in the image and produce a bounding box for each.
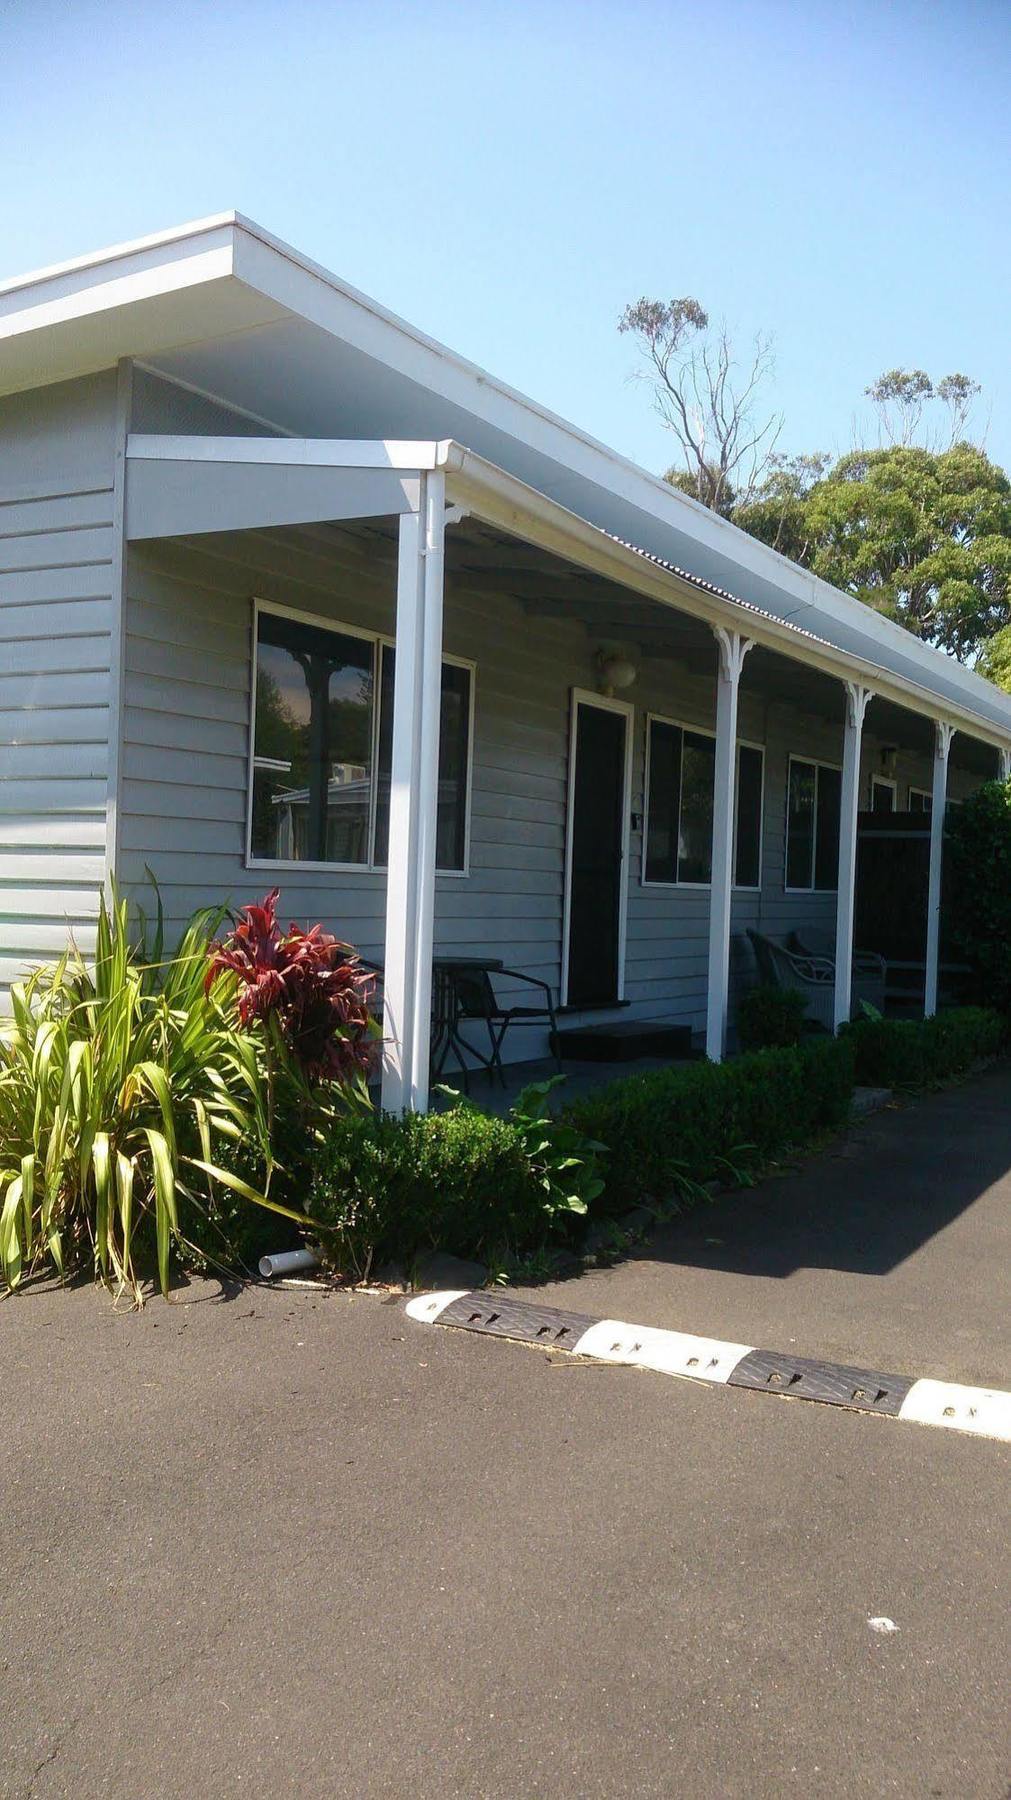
[843,680,873,732]
[712,626,754,684]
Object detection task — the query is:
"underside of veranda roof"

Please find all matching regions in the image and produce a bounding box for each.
[120,432,1010,759]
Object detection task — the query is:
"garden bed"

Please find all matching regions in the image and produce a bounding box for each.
[1,874,1004,1304]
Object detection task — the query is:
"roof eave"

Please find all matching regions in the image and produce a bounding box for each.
[3,215,1010,737]
[440,441,1011,751]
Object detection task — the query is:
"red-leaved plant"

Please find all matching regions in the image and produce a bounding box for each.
[205,890,378,1087]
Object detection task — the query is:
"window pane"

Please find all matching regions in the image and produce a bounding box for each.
[815,764,842,889]
[251,611,373,864]
[645,719,681,883]
[787,760,816,889]
[436,663,471,870]
[734,745,763,887]
[374,649,472,872]
[677,730,715,884]
[871,778,895,814]
[372,645,396,866]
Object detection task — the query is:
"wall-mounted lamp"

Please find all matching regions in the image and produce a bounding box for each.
[880,744,898,778]
[596,649,637,697]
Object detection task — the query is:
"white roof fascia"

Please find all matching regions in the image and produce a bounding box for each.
[0,212,241,300]
[125,433,444,468]
[0,223,238,337]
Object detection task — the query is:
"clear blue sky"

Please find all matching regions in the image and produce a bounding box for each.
[4,0,1009,472]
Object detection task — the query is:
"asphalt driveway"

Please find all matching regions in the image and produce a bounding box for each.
[2,1068,1009,1798]
[511,1058,1011,1387]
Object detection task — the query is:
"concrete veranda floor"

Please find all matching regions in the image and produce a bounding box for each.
[2,1067,1009,1798]
[430,1048,696,1113]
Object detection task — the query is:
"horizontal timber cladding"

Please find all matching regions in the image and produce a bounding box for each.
[117,525,973,1064]
[0,374,119,1012]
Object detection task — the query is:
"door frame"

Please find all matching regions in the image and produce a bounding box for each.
[560,687,635,1008]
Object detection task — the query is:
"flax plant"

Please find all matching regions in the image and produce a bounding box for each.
[0,889,309,1304]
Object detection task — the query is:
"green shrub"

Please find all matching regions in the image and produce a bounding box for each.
[564,1036,855,1215]
[308,1080,606,1277]
[0,889,345,1303]
[505,1076,606,1221]
[943,779,1011,1015]
[737,983,807,1051]
[309,1106,536,1275]
[844,1006,1005,1089]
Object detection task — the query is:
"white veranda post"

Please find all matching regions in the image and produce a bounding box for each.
[923,720,954,1019]
[380,471,447,1112]
[833,681,872,1031]
[706,628,753,1062]
[1000,748,1011,783]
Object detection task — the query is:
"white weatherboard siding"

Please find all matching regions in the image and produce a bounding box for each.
[117,528,968,1060]
[0,375,117,1010]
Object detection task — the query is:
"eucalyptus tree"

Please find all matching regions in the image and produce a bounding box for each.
[618,295,782,516]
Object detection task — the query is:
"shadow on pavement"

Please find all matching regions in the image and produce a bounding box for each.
[625,1061,1011,1281]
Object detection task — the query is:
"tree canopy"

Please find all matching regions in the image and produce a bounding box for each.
[734,440,1011,662]
[976,623,1011,693]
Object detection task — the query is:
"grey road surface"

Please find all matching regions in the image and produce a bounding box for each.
[3,1069,1009,1798]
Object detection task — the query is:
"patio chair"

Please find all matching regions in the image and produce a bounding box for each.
[434,963,560,1088]
[787,929,887,1016]
[746,929,836,1031]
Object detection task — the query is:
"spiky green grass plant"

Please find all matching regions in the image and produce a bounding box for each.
[0,890,310,1303]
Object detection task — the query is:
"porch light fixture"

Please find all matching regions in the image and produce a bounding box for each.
[597,650,637,696]
[880,744,898,778]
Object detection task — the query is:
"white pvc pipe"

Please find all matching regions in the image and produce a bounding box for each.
[258,1248,320,1280]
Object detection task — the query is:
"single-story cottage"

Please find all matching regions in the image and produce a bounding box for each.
[2,213,1010,1109]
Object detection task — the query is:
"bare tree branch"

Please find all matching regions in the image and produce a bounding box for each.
[863,368,984,453]
[619,297,783,513]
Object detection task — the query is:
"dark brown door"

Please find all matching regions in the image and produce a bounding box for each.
[565,700,627,1007]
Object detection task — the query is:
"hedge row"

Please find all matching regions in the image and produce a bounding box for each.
[304,1011,1005,1277]
[843,1006,1005,1090]
[307,1039,857,1272]
[564,1036,855,1215]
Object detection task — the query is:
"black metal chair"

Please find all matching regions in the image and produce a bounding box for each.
[433,963,560,1088]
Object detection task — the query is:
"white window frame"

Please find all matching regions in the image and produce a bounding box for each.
[908,785,932,812]
[640,712,765,892]
[561,687,634,1009]
[870,774,898,812]
[246,596,475,878]
[784,752,843,895]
